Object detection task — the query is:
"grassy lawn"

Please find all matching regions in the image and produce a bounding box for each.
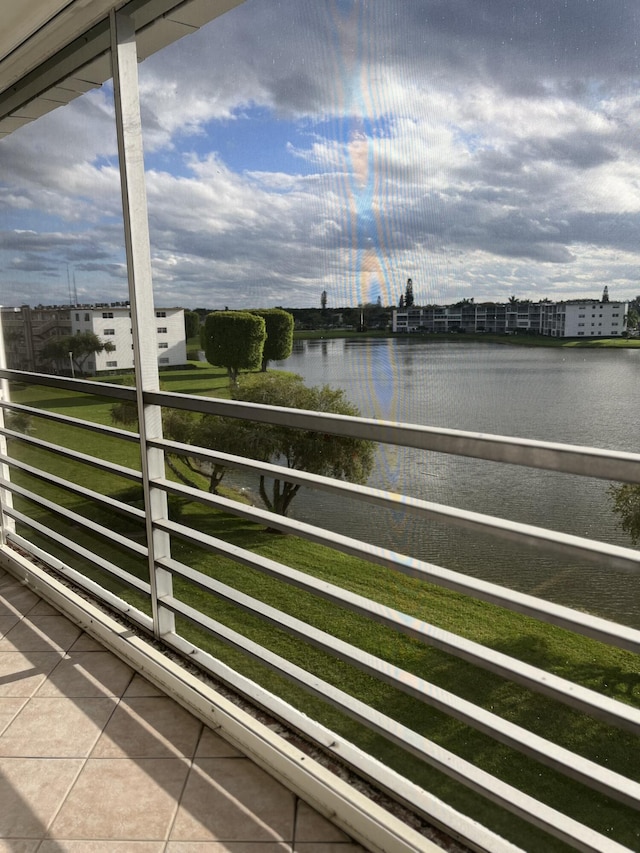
[6,366,640,852]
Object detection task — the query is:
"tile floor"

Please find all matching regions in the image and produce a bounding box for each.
[0,565,367,852]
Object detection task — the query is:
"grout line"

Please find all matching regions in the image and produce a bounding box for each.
[162,720,202,846]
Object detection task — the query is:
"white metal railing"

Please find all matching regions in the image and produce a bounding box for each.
[0,368,638,853]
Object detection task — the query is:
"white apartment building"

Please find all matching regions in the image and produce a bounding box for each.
[543,300,626,338]
[393,297,627,338]
[1,303,187,374]
[70,304,187,373]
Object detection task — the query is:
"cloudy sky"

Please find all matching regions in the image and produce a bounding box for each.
[2,0,640,310]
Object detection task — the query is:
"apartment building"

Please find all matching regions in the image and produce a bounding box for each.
[393,297,627,337]
[1,303,187,374]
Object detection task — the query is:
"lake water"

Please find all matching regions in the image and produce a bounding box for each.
[261,339,640,626]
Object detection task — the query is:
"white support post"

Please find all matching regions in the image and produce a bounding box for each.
[110,10,174,638]
[0,313,15,542]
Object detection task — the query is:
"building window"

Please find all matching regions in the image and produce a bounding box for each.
[159,357,169,364]
[75,313,80,320]
[612,322,618,326]
[157,327,167,334]
[104,329,115,335]
[102,312,114,318]
[158,342,168,349]
[578,323,584,327]
[578,314,585,318]
[156,311,166,318]
[84,313,90,321]
[106,361,117,367]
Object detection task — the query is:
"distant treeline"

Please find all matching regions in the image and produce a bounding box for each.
[190,304,393,332]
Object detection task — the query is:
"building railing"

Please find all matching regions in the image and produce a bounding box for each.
[0,367,638,853]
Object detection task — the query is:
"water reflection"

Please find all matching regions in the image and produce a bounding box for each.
[268,340,640,626]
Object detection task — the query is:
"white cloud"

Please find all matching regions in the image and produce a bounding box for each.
[2,0,640,309]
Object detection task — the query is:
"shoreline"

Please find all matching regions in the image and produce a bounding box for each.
[294,329,640,348]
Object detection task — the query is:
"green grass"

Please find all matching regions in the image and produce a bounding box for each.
[6,367,640,852]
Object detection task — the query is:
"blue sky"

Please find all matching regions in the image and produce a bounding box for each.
[2,0,640,310]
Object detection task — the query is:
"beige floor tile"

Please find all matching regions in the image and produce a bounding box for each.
[69,632,109,652]
[166,844,291,852]
[25,600,60,619]
[195,726,243,758]
[294,801,351,843]
[0,697,116,757]
[0,840,41,852]
[49,757,190,840]
[170,758,295,842]
[0,585,39,618]
[0,697,28,735]
[0,616,20,639]
[38,842,165,852]
[0,651,63,697]
[0,757,83,837]
[91,696,202,759]
[0,616,81,652]
[122,673,165,696]
[36,651,134,698]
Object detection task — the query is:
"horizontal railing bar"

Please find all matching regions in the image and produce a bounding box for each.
[4,508,150,595]
[0,399,140,442]
[164,594,630,853]
[148,389,640,484]
[150,509,640,735]
[0,453,146,523]
[153,450,640,575]
[7,532,153,627]
[0,430,142,482]
[4,370,639,483]
[0,369,137,401]
[0,479,148,558]
[154,478,640,655]
[157,551,639,810]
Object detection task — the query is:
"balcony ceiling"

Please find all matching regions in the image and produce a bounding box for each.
[0,0,244,137]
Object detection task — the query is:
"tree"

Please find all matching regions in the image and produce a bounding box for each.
[184,310,200,340]
[405,278,414,308]
[626,308,639,333]
[195,373,375,517]
[41,332,115,376]
[110,387,202,489]
[398,294,405,309]
[321,290,327,310]
[609,483,640,545]
[192,412,269,495]
[228,373,375,518]
[202,311,266,388]
[250,308,294,371]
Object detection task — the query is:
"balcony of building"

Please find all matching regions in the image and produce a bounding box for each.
[1,4,640,853]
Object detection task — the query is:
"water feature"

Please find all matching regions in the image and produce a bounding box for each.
[264,339,640,626]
